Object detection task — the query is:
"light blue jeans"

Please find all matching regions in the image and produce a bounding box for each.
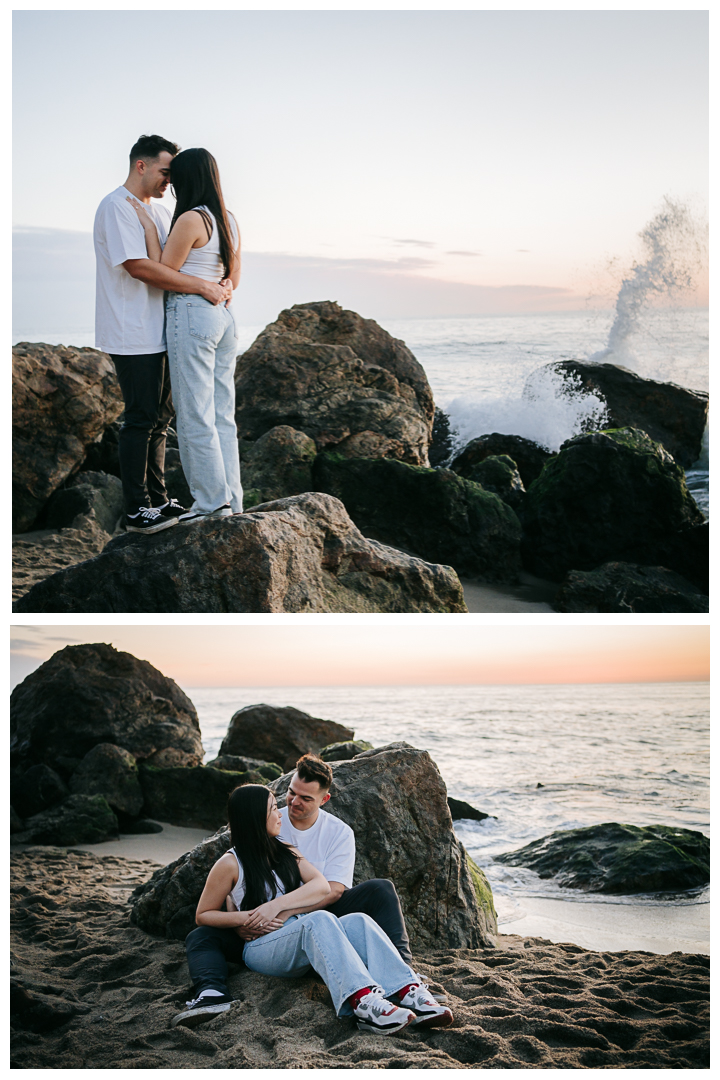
[242,910,418,1017]
[166,293,243,514]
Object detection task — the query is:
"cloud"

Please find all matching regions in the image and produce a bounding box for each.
[446,250,483,257]
[390,238,437,248]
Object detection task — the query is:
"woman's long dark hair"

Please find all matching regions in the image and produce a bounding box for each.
[169,148,236,280]
[228,785,301,911]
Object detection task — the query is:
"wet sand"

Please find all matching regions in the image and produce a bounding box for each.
[461,572,557,613]
[11,836,709,1069]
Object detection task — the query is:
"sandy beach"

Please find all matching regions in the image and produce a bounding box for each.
[11,829,709,1069]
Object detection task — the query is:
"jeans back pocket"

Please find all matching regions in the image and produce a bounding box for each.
[186,301,222,342]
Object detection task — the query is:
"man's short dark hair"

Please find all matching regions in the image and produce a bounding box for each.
[295,754,333,791]
[129,134,180,165]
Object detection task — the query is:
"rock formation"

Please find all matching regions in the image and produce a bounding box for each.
[220,705,353,773]
[451,433,553,488]
[12,343,124,531]
[447,797,492,822]
[12,794,119,846]
[495,822,709,894]
[206,755,283,780]
[234,302,434,466]
[553,561,709,613]
[69,744,144,817]
[240,425,317,508]
[521,428,705,581]
[313,455,523,581]
[319,740,374,762]
[10,643,203,772]
[138,765,265,831]
[13,493,467,613]
[130,743,496,950]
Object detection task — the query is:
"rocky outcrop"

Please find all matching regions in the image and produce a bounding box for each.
[241,426,317,509]
[39,471,123,534]
[138,765,264,831]
[319,740,374,762]
[447,797,491,822]
[545,361,709,468]
[130,743,496,950]
[10,643,203,772]
[495,822,709,894]
[206,755,283,781]
[13,493,467,613]
[12,343,124,531]
[428,407,455,467]
[235,302,433,466]
[220,705,354,773]
[461,455,526,512]
[451,433,553,488]
[313,454,523,582]
[553,562,709,613]
[11,765,69,820]
[69,744,144,817]
[13,519,114,604]
[521,428,705,581]
[11,794,118,846]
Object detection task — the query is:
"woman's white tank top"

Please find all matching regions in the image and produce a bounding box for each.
[228,847,286,910]
[178,206,238,282]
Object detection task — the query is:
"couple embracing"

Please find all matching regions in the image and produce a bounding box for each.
[94,134,242,535]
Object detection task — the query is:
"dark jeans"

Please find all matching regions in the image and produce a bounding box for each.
[185,878,412,997]
[110,351,174,514]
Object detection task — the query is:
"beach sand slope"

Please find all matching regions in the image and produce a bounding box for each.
[11,848,709,1069]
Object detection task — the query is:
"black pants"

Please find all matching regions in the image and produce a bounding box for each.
[185,878,412,996]
[110,351,174,514]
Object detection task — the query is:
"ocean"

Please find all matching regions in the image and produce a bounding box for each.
[188,681,709,948]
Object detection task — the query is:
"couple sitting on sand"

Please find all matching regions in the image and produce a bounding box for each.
[94,134,242,535]
[172,755,453,1036]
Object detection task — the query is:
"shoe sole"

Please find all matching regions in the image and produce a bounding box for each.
[171,1003,232,1028]
[179,509,232,524]
[126,518,178,534]
[411,1008,454,1028]
[356,1011,416,1036]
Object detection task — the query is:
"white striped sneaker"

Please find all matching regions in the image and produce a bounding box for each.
[399,984,453,1028]
[353,986,416,1035]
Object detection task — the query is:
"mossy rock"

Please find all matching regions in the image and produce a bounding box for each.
[319,740,374,762]
[138,765,269,831]
[466,854,498,929]
[12,794,118,846]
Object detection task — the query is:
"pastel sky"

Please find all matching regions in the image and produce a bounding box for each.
[12,8,708,331]
[9,625,709,691]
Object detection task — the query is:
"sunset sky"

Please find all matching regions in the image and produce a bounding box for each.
[13,7,708,333]
[10,625,709,691]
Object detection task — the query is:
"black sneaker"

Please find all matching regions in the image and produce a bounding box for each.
[153,498,188,519]
[171,992,234,1028]
[126,507,178,534]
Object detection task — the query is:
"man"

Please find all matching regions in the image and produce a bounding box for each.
[93,134,232,534]
[174,754,447,1028]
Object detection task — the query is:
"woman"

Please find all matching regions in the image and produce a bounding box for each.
[177,784,453,1035]
[129,148,242,522]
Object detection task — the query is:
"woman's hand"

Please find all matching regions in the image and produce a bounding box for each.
[126,195,155,230]
[126,196,162,261]
[244,898,285,930]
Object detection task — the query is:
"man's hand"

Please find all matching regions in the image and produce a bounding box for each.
[199,280,233,306]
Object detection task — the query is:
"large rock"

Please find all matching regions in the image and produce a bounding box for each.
[69,743,144,817]
[206,755,283,781]
[451,433,553,488]
[11,794,118,846]
[461,455,526,512]
[553,561,709,613]
[543,361,709,468]
[130,743,497,950]
[495,822,709,894]
[10,643,203,772]
[12,343,124,531]
[235,302,433,466]
[39,470,123,535]
[313,454,522,582]
[319,740,374,762]
[11,765,69,820]
[521,428,705,581]
[13,519,113,604]
[13,493,467,613]
[138,765,266,831]
[220,705,354,773]
[241,425,317,509]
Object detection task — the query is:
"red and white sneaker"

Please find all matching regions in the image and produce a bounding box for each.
[400,984,453,1028]
[353,986,416,1035]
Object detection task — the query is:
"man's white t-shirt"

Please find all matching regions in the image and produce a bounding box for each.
[93,186,172,355]
[278,806,355,889]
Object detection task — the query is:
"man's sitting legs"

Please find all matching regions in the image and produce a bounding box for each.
[325,878,412,965]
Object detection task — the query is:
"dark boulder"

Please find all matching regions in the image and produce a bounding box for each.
[13,492,467,613]
[544,360,709,468]
[241,425,317,509]
[521,428,705,581]
[11,765,69,819]
[428,407,455,467]
[39,470,123,535]
[116,817,163,835]
[319,740,374,762]
[10,807,24,833]
[313,454,522,582]
[79,419,121,478]
[206,755,283,781]
[12,342,124,531]
[138,765,265,831]
[447,797,492,822]
[130,743,497,950]
[13,518,114,605]
[220,705,354,773]
[462,455,526,512]
[10,643,203,772]
[235,302,433,466]
[451,433,553,488]
[69,743,144,817]
[553,562,709,613]
[495,822,709,894]
[11,794,118,846]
